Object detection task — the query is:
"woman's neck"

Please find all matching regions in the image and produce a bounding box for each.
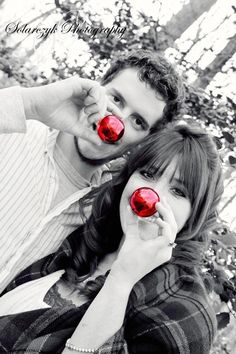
[95,236,125,276]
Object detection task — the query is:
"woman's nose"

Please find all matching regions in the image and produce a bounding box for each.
[152,182,166,200]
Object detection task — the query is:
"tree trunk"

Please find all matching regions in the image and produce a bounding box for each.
[163,0,217,45]
[193,34,236,89]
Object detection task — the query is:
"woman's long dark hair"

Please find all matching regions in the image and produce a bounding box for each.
[65,123,224,298]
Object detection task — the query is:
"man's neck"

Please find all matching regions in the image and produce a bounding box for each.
[56,132,99,182]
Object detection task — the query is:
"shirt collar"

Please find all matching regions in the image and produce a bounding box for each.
[46,129,112,187]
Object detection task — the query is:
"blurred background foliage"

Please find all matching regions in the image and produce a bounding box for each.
[0,0,235,352]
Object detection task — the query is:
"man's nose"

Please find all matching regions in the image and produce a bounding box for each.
[118,107,132,122]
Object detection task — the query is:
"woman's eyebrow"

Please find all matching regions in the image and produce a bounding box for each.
[172,177,182,184]
[172,177,186,187]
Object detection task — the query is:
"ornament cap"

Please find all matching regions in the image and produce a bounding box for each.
[97,115,125,143]
[130,187,160,217]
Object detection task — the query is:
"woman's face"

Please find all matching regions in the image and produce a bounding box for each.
[120,160,192,235]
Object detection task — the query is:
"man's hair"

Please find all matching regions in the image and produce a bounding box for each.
[100,49,184,129]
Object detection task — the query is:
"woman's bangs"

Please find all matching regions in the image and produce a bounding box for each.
[130,129,210,208]
[138,136,183,178]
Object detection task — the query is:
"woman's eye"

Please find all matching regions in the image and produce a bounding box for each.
[172,187,186,198]
[139,170,155,180]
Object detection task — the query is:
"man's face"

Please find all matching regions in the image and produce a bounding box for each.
[76,68,166,161]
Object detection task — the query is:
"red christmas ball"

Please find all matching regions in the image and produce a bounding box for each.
[130,187,160,217]
[97,115,125,143]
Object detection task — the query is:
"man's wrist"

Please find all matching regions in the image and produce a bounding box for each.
[21,87,40,121]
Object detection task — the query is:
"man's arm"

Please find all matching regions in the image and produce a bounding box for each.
[0,86,26,134]
[1,77,121,143]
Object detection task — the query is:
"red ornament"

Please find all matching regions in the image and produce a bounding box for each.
[130,187,160,217]
[97,115,125,143]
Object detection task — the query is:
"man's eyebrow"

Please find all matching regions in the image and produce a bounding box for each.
[110,88,126,106]
[111,88,149,129]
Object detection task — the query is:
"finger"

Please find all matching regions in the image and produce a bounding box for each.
[155,218,175,243]
[84,103,101,116]
[80,79,101,100]
[87,102,109,125]
[87,112,101,125]
[69,77,100,101]
[106,100,123,118]
[148,236,174,262]
[73,126,102,145]
[86,96,108,125]
[125,206,139,239]
[72,93,87,106]
[86,97,123,125]
[157,201,177,233]
[142,216,157,224]
[148,235,170,248]
[138,218,160,240]
[84,85,105,106]
[98,91,108,118]
[143,211,160,224]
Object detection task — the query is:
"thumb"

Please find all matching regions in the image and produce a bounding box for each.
[72,124,102,145]
[125,206,139,239]
[106,100,123,118]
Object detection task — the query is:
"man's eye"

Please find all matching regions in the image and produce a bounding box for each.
[139,170,155,180]
[134,117,142,126]
[130,116,145,131]
[112,95,121,104]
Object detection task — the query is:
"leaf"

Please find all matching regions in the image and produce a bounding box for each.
[213,136,223,149]
[229,155,236,166]
[216,312,230,330]
[222,131,235,144]
[228,264,236,271]
[217,121,228,128]
[214,282,224,295]
[219,290,230,303]
[211,233,236,247]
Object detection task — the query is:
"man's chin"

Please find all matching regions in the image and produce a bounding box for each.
[74,136,119,166]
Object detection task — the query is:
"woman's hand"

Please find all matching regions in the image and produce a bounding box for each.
[110,199,178,287]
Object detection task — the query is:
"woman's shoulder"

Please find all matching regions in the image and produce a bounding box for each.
[132,263,210,303]
[128,263,217,331]
[126,264,217,353]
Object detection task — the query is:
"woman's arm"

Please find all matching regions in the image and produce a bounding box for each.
[62,272,133,353]
[62,205,177,353]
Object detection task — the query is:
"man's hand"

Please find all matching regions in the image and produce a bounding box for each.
[21,76,120,144]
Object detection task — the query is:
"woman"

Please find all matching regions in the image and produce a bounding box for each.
[0,123,223,354]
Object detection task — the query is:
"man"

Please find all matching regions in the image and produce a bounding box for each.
[0,50,183,293]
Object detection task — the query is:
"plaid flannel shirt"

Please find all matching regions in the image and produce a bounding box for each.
[0,232,217,354]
